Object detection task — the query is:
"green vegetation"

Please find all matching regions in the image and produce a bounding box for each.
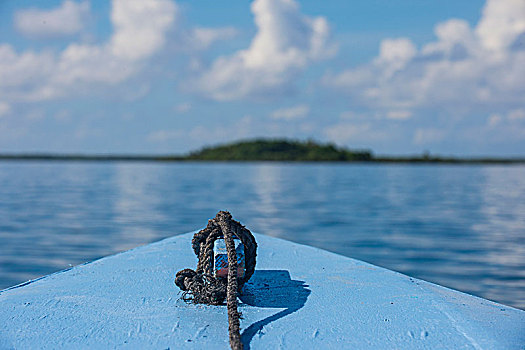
[1,138,524,163]
[187,139,372,161]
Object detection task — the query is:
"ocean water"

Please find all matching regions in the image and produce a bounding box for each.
[0,162,524,309]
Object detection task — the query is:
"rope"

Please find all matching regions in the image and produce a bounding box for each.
[175,211,257,350]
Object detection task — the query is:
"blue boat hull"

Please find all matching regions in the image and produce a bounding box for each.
[1,232,524,349]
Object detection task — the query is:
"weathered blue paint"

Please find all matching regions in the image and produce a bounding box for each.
[0,232,524,349]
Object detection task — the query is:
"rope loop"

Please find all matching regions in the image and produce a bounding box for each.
[175,211,257,350]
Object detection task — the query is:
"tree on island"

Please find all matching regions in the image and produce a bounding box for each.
[186,139,373,161]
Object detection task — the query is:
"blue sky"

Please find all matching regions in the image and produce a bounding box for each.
[0,0,524,156]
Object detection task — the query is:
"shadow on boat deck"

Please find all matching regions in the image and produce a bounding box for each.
[240,270,311,349]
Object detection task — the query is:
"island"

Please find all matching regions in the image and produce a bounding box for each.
[186,139,372,161]
[0,138,524,163]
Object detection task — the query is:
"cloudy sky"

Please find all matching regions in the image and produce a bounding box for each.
[1,0,524,155]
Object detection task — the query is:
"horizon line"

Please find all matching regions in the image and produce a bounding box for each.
[1,153,524,164]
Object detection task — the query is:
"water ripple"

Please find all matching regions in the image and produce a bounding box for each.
[0,162,524,309]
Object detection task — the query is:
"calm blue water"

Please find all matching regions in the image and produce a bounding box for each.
[0,162,524,309]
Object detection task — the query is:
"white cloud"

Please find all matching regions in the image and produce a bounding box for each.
[0,102,11,117]
[1,0,177,102]
[476,0,525,51]
[325,0,525,114]
[191,27,238,50]
[194,0,335,100]
[109,0,176,61]
[375,38,417,78]
[15,0,90,39]
[271,104,309,120]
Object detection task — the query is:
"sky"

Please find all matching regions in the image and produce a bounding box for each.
[0,0,524,156]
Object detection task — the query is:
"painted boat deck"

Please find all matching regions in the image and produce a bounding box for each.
[1,232,524,349]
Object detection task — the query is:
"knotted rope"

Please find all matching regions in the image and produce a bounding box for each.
[175,211,257,350]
